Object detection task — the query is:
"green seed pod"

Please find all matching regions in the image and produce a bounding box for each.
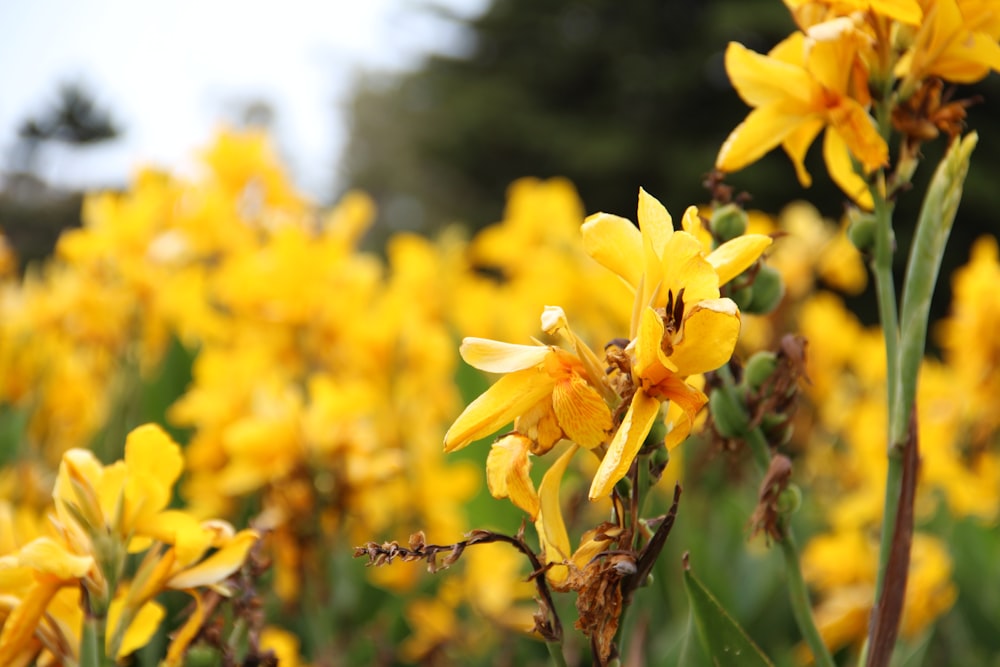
[709,387,749,439]
[777,484,802,514]
[847,210,878,253]
[746,264,784,315]
[710,203,749,242]
[743,351,778,393]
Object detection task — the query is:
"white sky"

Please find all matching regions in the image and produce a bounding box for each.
[0,0,487,201]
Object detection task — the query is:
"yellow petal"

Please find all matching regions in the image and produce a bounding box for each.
[15,538,93,580]
[570,525,624,571]
[581,212,643,290]
[659,231,721,306]
[781,117,825,187]
[534,445,577,584]
[670,299,741,375]
[125,423,184,490]
[108,596,165,659]
[486,434,540,518]
[0,577,62,665]
[724,39,814,107]
[444,368,555,452]
[707,234,773,287]
[662,380,710,450]
[871,0,922,24]
[635,307,675,384]
[167,530,258,590]
[637,188,673,255]
[589,391,661,500]
[459,338,551,373]
[823,127,875,210]
[717,105,810,174]
[551,372,612,449]
[165,590,205,667]
[827,99,888,174]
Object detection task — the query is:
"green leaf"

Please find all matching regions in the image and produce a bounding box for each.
[683,553,775,667]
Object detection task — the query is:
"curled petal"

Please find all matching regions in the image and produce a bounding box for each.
[165,590,205,667]
[582,212,643,290]
[589,391,661,500]
[635,307,675,383]
[670,299,741,375]
[444,368,555,452]
[707,235,773,287]
[459,338,550,373]
[486,434,540,518]
[660,379,709,450]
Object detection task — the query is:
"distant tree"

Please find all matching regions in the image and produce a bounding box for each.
[12,82,121,175]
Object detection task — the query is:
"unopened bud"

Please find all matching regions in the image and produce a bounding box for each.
[746,264,784,315]
[777,484,802,514]
[709,387,749,439]
[743,351,778,393]
[847,210,878,253]
[710,203,749,242]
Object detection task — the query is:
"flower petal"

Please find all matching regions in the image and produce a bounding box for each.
[167,530,258,590]
[551,372,612,449]
[15,537,93,580]
[582,212,643,290]
[637,188,673,255]
[717,105,810,174]
[589,391,661,500]
[444,368,556,452]
[486,434,540,518]
[459,338,550,373]
[670,299,741,375]
[724,39,815,108]
[109,596,165,659]
[707,234,773,287]
[823,127,875,210]
[534,445,578,585]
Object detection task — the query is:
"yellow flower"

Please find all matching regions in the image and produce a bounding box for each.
[581,189,770,498]
[897,0,1000,90]
[716,31,888,207]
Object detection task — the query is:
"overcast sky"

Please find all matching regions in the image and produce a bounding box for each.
[0,0,486,201]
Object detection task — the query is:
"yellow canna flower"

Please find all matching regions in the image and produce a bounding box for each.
[716,31,888,207]
[581,189,770,499]
[897,0,1000,90]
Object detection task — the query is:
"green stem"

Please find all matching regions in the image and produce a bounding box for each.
[778,523,834,667]
[546,639,569,667]
[744,427,835,667]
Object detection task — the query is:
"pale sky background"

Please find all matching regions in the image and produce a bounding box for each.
[0,0,487,201]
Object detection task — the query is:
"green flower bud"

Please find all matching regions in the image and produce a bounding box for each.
[710,203,749,243]
[709,386,749,439]
[847,210,878,253]
[776,484,802,514]
[746,264,784,314]
[728,282,755,311]
[743,351,778,393]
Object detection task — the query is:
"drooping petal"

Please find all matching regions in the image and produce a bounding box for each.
[166,530,258,590]
[669,299,741,375]
[827,98,888,174]
[534,445,578,585]
[781,116,826,187]
[486,434,540,518]
[581,212,643,290]
[823,127,875,210]
[459,338,551,373]
[717,105,811,174]
[570,525,624,571]
[589,391,661,500]
[164,590,205,667]
[551,372,612,449]
[444,368,555,452]
[707,234,773,287]
[660,377,710,450]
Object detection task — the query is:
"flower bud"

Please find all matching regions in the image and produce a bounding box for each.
[710,203,749,242]
[743,351,778,393]
[776,484,802,514]
[746,264,784,315]
[709,387,748,439]
[847,210,878,253]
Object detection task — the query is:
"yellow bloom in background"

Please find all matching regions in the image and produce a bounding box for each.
[897,0,1000,90]
[717,31,888,207]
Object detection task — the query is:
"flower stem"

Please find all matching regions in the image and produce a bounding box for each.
[744,426,835,667]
